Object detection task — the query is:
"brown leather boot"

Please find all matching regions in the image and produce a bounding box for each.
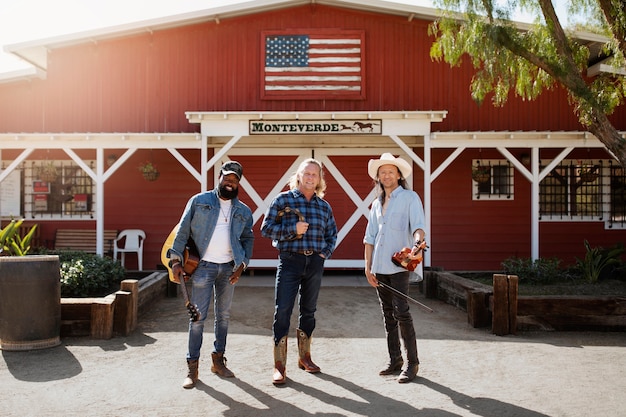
[183,359,199,389]
[398,363,419,383]
[297,329,320,373]
[398,321,419,383]
[211,352,234,378]
[272,336,288,385]
[379,356,404,376]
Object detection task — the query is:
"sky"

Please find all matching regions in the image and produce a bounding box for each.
[0,0,251,74]
[0,0,569,75]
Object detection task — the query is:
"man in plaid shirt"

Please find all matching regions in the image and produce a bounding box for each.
[261,158,337,385]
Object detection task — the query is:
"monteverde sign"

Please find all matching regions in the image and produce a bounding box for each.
[249,120,382,135]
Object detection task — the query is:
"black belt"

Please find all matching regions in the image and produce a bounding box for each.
[284,250,316,256]
[200,260,235,266]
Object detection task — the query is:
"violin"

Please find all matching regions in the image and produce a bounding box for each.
[391,240,428,272]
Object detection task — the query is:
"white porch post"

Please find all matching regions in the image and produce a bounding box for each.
[530,147,540,261]
[96,147,105,256]
[424,134,432,268]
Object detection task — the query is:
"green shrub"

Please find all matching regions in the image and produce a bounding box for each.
[501,256,572,284]
[575,240,625,284]
[53,250,126,297]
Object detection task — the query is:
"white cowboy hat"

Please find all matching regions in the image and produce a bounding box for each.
[368,153,412,180]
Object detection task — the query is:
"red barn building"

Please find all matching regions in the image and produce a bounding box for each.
[0,1,624,274]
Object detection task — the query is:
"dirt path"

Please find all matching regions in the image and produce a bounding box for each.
[1,284,625,416]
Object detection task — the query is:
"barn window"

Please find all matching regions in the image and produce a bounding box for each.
[539,159,626,229]
[1,160,95,220]
[472,160,514,200]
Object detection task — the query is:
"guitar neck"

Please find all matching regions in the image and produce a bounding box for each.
[179,275,191,305]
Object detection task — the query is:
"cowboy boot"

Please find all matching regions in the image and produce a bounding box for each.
[211,352,235,378]
[272,336,288,385]
[297,328,321,373]
[379,356,404,376]
[398,322,420,383]
[183,359,199,389]
[379,328,403,375]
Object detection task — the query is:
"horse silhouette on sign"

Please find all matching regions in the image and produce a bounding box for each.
[352,121,380,133]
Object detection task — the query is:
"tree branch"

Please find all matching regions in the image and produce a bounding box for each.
[597,0,626,57]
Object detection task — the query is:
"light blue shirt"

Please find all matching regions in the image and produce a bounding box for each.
[364,186,425,275]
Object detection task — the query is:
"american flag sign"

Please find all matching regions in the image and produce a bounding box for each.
[261,29,365,100]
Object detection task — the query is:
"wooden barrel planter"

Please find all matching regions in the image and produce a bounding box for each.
[0,255,62,350]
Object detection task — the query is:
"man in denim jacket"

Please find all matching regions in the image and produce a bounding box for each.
[168,161,254,389]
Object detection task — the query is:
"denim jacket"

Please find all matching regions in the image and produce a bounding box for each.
[168,189,254,271]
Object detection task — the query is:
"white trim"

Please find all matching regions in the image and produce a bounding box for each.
[1,118,623,265]
[471,159,515,201]
[588,58,626,77]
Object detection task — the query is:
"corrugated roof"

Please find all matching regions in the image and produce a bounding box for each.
[1,0,610,83]
[2,0,440,74]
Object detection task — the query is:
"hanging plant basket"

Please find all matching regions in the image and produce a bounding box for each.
[139,161,160,182]
[142,170,160,181]
[580,171,599,183]
[37,164,58,182]
[107,154,118,167]
[472,167,490,184]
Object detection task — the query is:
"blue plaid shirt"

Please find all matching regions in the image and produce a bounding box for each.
[261,189,337,259]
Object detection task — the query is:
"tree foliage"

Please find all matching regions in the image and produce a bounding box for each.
[429,0,626,167]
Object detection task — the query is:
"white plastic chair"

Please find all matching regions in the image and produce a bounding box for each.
[113,229,146,270]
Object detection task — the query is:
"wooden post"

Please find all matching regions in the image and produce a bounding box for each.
[466,289,491,328]
[90,294,116,339]
[492,274,509,335]
[492,274,519,335]
[507,275,518,335]
[423,270,438,299]
[113,290,133,336]
[120,279,139,333]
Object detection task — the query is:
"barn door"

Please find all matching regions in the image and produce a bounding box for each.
[217,147,416,272]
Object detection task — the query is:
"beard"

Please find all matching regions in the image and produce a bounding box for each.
[218,183,239,200]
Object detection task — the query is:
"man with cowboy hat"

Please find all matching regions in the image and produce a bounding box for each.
[363,152,426,383]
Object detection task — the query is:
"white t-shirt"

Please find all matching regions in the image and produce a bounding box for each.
[202,198,233,264]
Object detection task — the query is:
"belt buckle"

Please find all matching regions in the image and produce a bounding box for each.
[303,250,314,256]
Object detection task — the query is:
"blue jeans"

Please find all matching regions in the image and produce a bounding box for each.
[273,252,325,344]
[186,260,235,361]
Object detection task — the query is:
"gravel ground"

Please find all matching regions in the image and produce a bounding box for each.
[1,279,625,417]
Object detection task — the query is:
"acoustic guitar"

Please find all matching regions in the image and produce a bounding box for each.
[161,225,200,321]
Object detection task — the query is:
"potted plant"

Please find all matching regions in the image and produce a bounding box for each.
[0,219,61,351]
[139,161,160,181]
[472,165,491,183]
[578,162,599,183]
[107,154,118,167]
[0,219,37,256]
[37,162,59,182]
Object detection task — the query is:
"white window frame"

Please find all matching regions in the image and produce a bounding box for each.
[22,160,97,221]
[471,159,515,201]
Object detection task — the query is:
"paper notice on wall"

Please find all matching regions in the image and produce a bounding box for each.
[74,194,87,211]
[0,169,22,217]
[33,194,48,212]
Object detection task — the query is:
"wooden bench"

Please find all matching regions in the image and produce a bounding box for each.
[54,229,118,255]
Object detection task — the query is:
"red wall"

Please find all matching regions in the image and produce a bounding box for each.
[1,4,625,271]
[2,4,624,133]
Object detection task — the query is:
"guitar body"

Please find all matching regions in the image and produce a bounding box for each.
[161,224,200,321]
